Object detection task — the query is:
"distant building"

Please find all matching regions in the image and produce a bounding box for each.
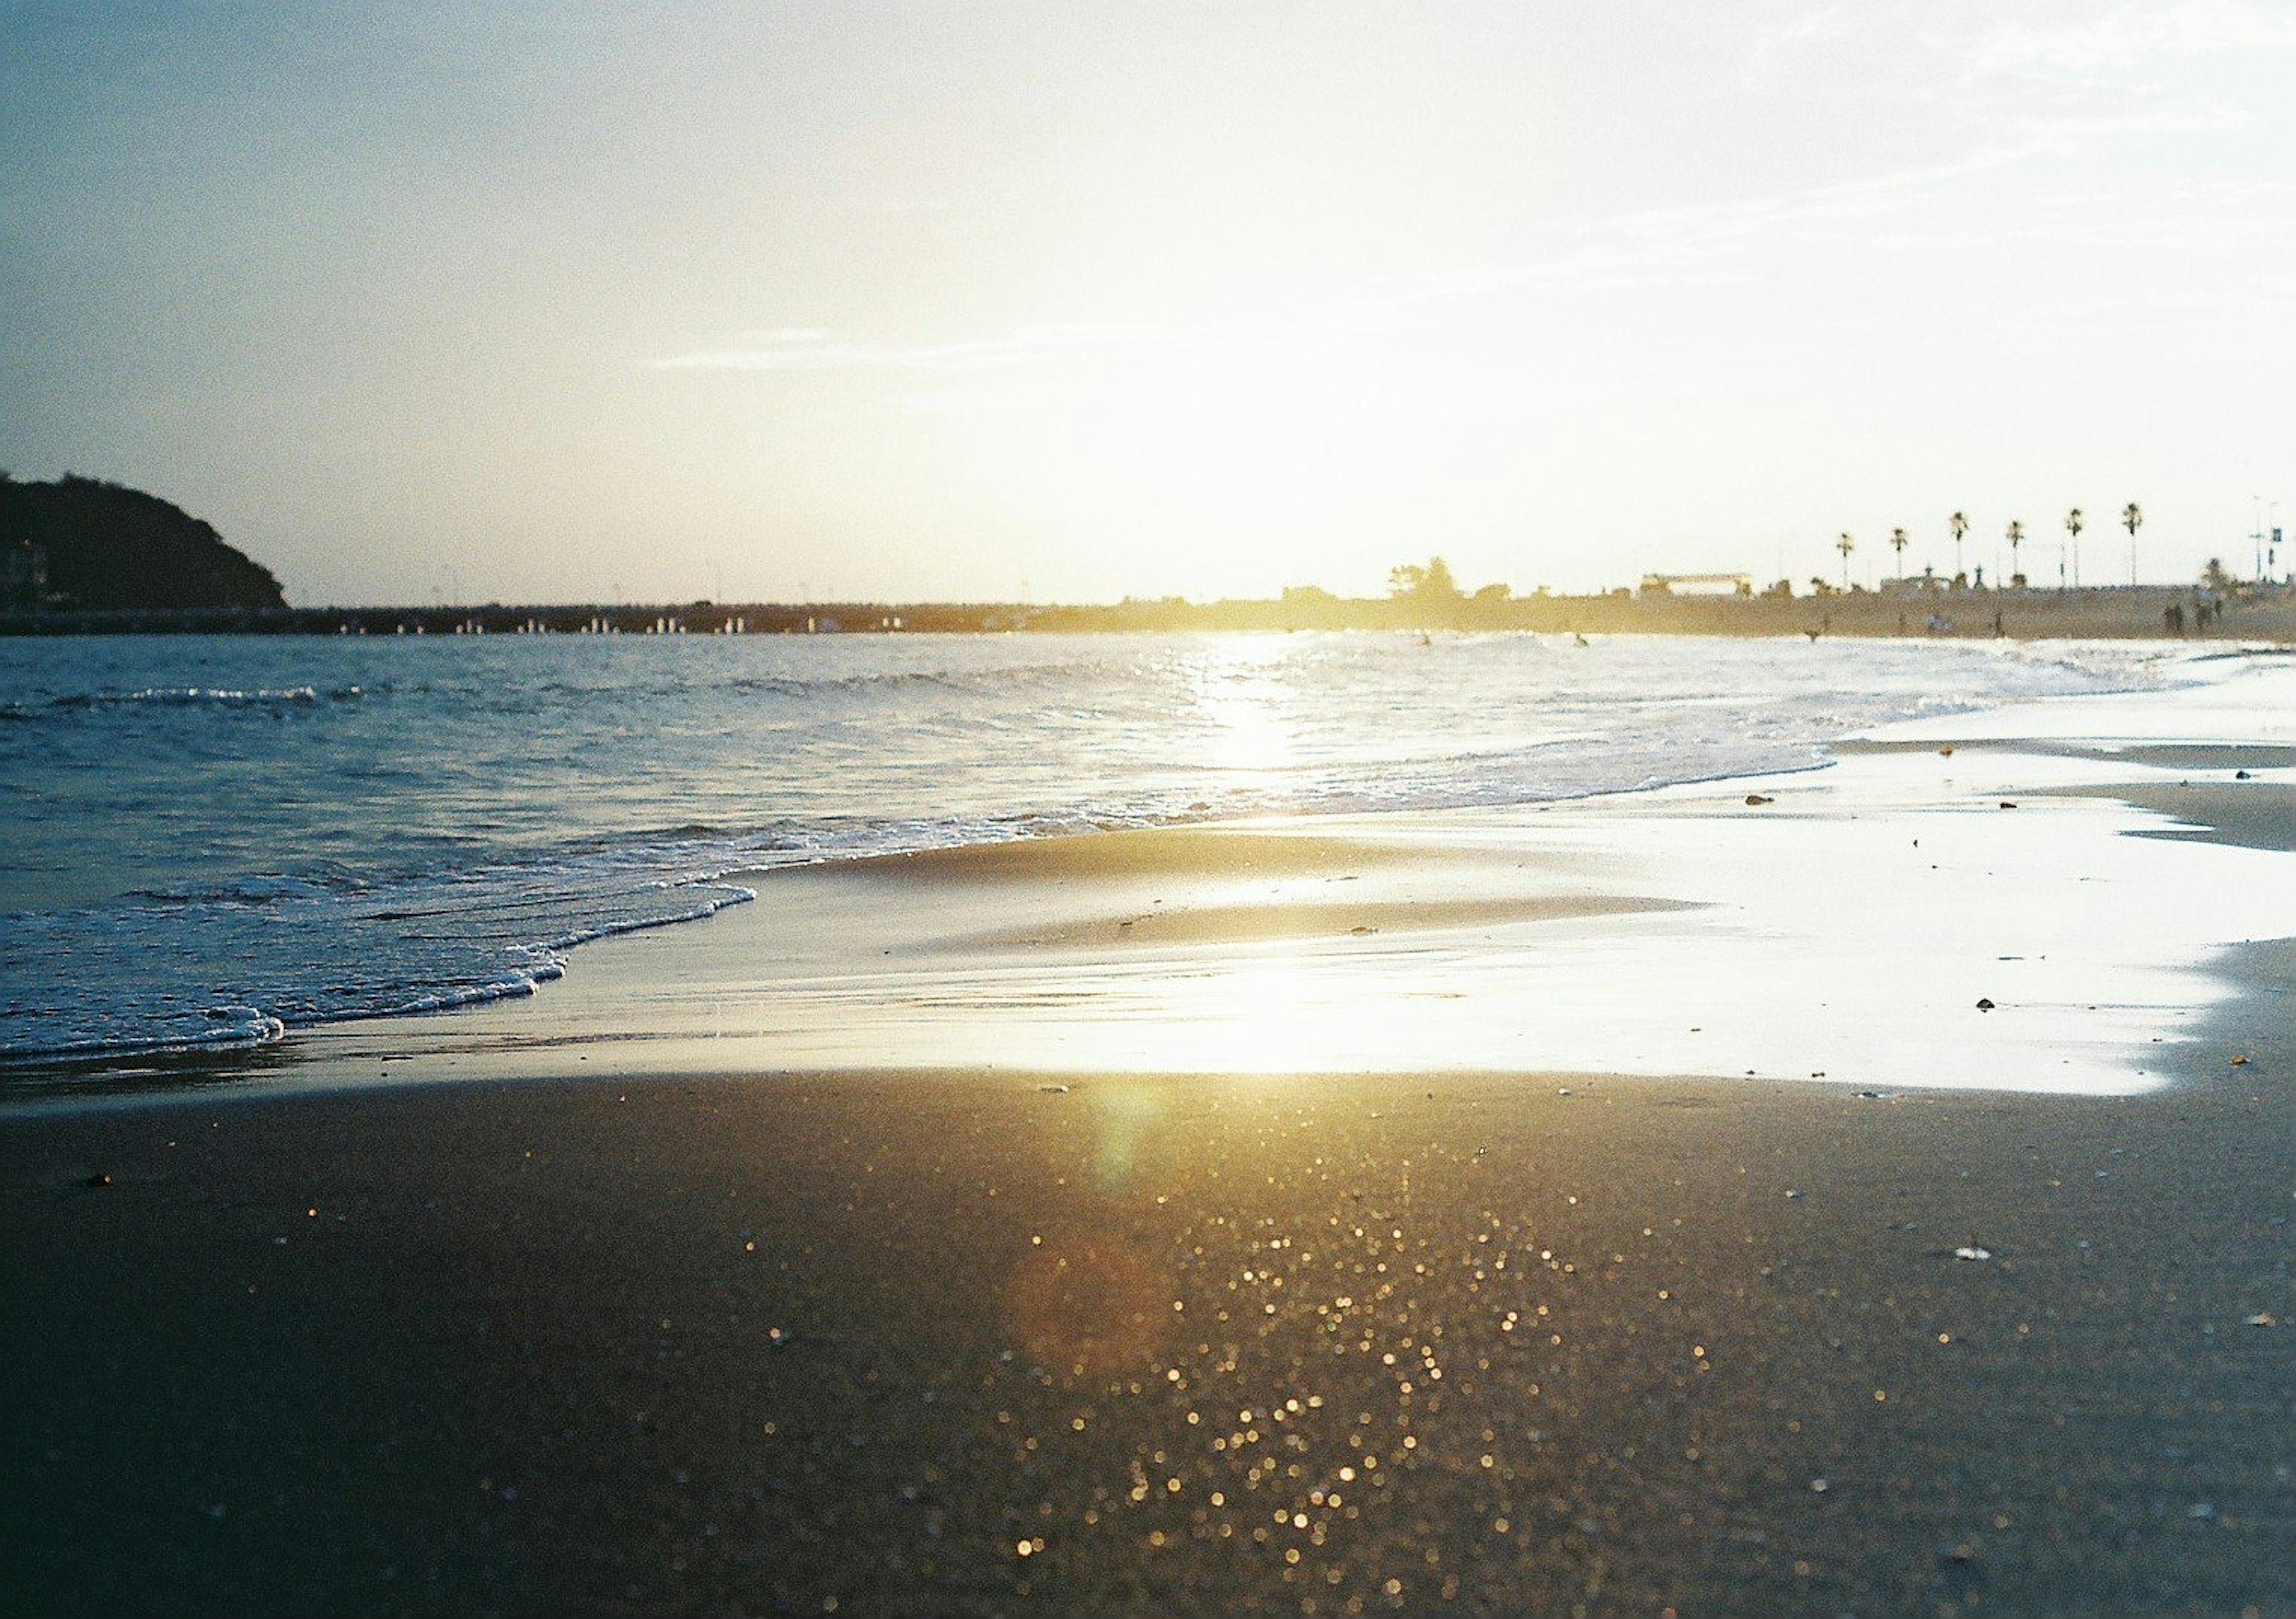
[1638,572,1752,598]
[2,539,47,610]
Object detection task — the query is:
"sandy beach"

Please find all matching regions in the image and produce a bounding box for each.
[5,656,2294,1617]
[14,0,2296,1609]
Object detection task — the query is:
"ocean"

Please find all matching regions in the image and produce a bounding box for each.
[0,630,2178,1065]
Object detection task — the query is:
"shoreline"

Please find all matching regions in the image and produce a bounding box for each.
[5,643,2292,1110]
[20,648,2269,1110]
[4,633,2219,1076]
[4,649,2294,1614]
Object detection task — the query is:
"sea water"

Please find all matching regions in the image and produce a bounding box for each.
[0,631,2176,1064]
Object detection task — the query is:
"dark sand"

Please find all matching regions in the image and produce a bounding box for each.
[5,1009,2292,1616]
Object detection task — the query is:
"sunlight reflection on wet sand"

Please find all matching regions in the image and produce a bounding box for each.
[276,658,2296,1100]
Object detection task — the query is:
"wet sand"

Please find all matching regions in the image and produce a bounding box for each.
[209,706,2296,1099]
[5,671,2295,1615]
[5,1027,2292,1617]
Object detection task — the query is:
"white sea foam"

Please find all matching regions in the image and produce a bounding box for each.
[57,685,332,705]
[0,867,757,1061]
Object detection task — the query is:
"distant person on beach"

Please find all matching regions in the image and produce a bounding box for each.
[2165,602,2185,636]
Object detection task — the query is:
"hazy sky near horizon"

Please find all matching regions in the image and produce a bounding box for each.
[4,1,2293,606]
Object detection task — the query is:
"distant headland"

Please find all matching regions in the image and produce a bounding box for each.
[1,475,285,613]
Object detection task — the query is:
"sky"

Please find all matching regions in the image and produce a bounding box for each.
[4,1,2293,606]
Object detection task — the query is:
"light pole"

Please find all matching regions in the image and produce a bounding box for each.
[1837,533,1856,590]
[1949,511,1968,583]
[2065,508,2084,589]
[2123,503,2142,587]
[2007,519,2025,587]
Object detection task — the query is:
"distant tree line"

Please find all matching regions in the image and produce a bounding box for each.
[0,474,286,611]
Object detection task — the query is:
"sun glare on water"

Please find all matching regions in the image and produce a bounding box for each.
[1195,636,1302,782]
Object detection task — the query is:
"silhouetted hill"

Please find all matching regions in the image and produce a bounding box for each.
[0,475,285,610]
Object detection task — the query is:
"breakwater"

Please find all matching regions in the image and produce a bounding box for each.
[2,584,2288,640]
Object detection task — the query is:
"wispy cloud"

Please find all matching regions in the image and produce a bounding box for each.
[1427,149,2027,292]
[650,167,1968,380]
[1968,0,2296,78]
[1756,0,2296,144]
[651,311,1393,375]
[654,3,2296,384]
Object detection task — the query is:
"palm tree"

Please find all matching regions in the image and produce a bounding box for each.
[1949,511,1969,582]
[2123,502,2143,586]
[2065,508,2084,589]
[1837,532,1856,589]
[1890,527,1909,581]
[2007,519,2025,586]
